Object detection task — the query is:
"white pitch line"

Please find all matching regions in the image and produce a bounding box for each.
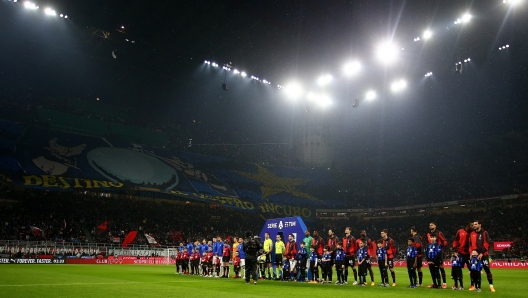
[0,280,197,287]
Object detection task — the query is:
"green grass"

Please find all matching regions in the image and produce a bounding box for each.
[0,265,525,298]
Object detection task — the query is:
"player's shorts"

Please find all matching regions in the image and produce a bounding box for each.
[222,256,230,263]
[460,254,470,268]
[481,255,491,270]
[406,258,416,269]
[275,254,283,266]
[387,258,394,269]
[416,256,423,268]
[265,253,272,264]
[240,259,245,267]
[206,261,212,267]
[335,260,344,268]
[451,266,462,279]
[289,259,297,269]
[299,259,307,270]
[345,255,356,267]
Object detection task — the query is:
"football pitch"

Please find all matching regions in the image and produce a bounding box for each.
[0,265,525,298]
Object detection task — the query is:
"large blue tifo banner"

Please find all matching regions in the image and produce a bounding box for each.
[0,120,334,220]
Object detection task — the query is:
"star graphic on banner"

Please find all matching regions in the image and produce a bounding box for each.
[237,164,319,201]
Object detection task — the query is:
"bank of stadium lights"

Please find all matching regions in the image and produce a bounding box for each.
[424,72,433,77]
[454,13,472,24]
[44,7,56,16]
[365,90,376,101]
[391,79,407,92]
[414,37,420,42]
[376,41,399,65]
[317,74,333,86]
[503,0,523,5]
[307,92,332,107]
[343,61,361,76]
[499,44,510,50]
[284,83,303,100]
[233,69,240,74]
[423,30,432,40]
[463,57,471,62]
[240,72,247,77]
[24,1,39,9]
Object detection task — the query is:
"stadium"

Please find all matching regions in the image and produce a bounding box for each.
[0,0,527,297]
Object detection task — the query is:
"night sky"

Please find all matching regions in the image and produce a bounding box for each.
[1,0,527,164]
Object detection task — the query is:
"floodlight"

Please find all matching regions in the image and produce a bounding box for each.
[64,15,68,18]
[391,79,407,92]
[376,41,398,64]
[60,14,63,17]
[317,74,333,86]
[423,30,432,40]
[506,44,509,47]
[462,13,472,23]
[44,8,56,16]
[316,94,332,108]
[284,83,303,99]
[24,2,38,9]
[233,69,239,74]
[365,90,376,101]
[240,72,247,77]
[343,61,361,76]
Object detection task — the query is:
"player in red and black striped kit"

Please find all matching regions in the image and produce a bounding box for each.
[311,231,324,282]
[453,222,472,269]
[410,227,423,286]
[381,229,397,286]
[327,229,338,260]
[470,220,496,292]
[427,222,447,288]
[342,227,358,284]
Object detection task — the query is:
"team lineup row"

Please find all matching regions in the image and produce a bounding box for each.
[174,220,495,292]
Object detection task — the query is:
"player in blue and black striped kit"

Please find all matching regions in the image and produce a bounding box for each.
[356,241,369,286]
[308,246,318,283]
[406,238,418,288]
[426,233,442,289]
[469,250,483,292]
[334,242,346,285]
[296,242,307,282]
[451,250,464,290]
[376,240,389,287]
[282,258,290,282]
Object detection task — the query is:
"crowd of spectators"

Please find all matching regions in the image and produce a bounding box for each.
[1,89,527,209]
[1,185,526,262]
[0,188,264,247]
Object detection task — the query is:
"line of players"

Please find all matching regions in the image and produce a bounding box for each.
[174,220,495,292]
